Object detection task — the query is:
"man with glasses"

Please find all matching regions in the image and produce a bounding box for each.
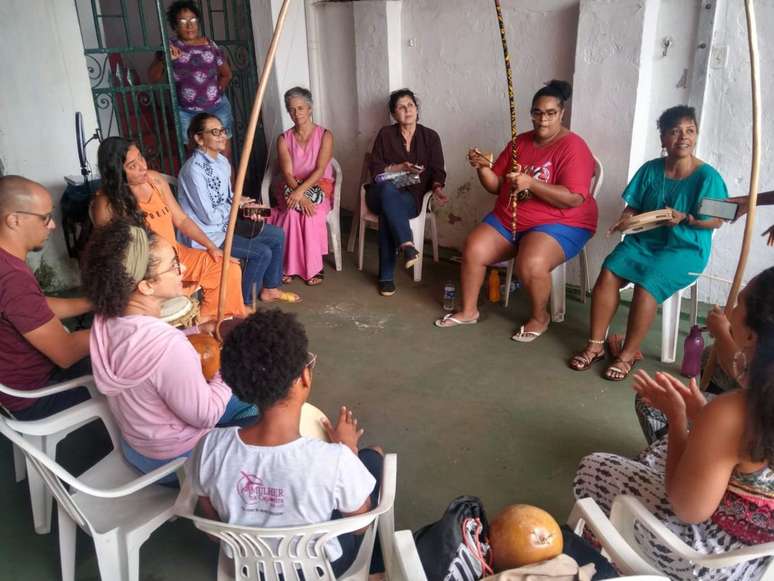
[0,176,92,419]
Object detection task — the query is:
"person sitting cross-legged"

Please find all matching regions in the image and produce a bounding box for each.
[188,309,385,576]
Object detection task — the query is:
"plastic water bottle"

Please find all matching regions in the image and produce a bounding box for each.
[681,325,705,378]
[443,281,456,311]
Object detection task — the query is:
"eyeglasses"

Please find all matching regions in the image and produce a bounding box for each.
[14,210,54,226]
[154,249,182,277]
[306,352,317,371]
[177,17,198,27]
[198,127,231,138]
[530,108,560,120]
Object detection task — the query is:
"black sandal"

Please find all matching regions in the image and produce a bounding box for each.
[305,270,324,286]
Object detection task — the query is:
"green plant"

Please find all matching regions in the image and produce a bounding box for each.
[34,257,60,293]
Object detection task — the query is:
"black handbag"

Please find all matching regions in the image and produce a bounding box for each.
[414,496,493,581]
[234,216,264,239]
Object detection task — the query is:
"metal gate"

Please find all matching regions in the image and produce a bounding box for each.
[74,0,265,179]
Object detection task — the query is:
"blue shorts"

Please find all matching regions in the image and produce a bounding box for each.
[178,95,234,141]
[483,212,592,261]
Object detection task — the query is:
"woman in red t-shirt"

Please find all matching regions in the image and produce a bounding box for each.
[435,80,597,342]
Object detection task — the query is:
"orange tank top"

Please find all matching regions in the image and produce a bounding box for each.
[137,181,177,247]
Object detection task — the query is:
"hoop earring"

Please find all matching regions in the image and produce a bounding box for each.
[732,350,749,383]
[660,146,668,157]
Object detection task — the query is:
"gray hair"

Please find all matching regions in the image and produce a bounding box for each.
[284,86,313,109]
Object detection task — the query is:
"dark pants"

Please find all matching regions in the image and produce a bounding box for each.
[365,182,418,282]
[227,224,285,303]
[11,357,92,421]
[331,448,385,576]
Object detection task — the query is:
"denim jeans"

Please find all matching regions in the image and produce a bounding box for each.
[365,182,418,282]
[178,95,234,138]
[11,357,92,421]
[226,223,285,303]
[332,449,385,576]
[120,394,258,486]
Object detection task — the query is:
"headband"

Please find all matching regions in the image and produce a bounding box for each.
[124,225,150,285]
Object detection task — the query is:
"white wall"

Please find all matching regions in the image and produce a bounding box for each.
[696,0,774,304]
[251,0,312,163]
[0,0,99,288]
[315,2,361,209]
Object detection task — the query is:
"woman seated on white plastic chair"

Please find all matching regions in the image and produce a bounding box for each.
[569,106,726,381]
[574,266,774,581]
[81,220,256,483]
[188,309,385,576]
[269,87,334,287]
[436,80,596,342]
[366,88,448,297]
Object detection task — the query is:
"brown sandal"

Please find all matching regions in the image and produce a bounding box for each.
[604,357,640,381]
[569,347,606,371]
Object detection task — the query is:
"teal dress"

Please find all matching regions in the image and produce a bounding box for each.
[603,158,728,303]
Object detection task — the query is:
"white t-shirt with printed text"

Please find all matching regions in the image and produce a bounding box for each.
[189,427,376,561]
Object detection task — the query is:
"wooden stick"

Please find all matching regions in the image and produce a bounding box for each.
[702,0,761,389]
[493,0,519,240]
[216,0,292,328]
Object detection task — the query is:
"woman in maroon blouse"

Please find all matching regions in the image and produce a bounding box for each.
[366,89,448,296]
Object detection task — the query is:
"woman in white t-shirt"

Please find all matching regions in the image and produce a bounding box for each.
[188,309,384,575]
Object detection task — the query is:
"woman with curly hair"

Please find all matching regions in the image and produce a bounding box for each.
[92,136,248,321]
[81,220,256,482]
[188,309,385,575]
[574,266,774,580]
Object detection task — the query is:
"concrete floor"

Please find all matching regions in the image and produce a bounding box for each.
[0,234,692,580]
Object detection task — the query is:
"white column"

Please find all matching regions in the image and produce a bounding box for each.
[570,0,658,282]
[353,0,403,145]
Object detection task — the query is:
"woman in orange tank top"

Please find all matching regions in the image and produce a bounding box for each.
[92,137,245,322]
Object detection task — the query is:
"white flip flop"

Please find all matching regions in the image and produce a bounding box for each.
[434,313,479,328]
[511,325,547,343]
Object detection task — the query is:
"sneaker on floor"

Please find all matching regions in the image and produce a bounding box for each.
[379,280,396,296]
[403,245,420,269]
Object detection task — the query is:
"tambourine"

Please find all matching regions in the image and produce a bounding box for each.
[160,296,199,328]
[620,209,675,235]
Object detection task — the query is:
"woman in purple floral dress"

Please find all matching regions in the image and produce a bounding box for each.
[149,1,234,160]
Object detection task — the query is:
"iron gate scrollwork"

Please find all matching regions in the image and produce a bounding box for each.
[74,0,265,182]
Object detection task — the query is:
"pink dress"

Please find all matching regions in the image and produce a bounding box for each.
[270,125,334,281]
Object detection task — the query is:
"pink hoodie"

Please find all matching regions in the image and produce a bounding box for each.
[90,314,232,459]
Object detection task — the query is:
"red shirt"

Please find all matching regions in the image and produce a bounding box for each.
[492,130,597,233]
[0,248,56,411]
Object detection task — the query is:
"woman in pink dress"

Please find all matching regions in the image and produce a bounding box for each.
[271,87,334,286]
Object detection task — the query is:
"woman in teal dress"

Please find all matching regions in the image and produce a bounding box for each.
[569,106,727,380]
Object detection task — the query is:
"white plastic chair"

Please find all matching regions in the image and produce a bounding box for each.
[160,172,178,188]
[260,158,344,272]
[568,495,774,579]
[617,221,708,363]
[357,184,439,283]
[503,155,604,322]
[0,397,186,581]
[177,453,397,581]
[0,375,96,534]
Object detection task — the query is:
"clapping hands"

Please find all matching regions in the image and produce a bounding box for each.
[633,369,706,423]
[321,405,364,453]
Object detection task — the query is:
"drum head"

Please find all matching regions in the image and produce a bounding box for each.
[300,403,330,441]
[160,296,193,323]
